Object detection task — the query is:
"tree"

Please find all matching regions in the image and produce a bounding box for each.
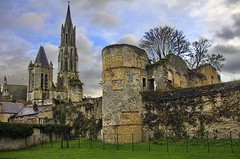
[140,26,189,61]
[187,38,211,69]
[205,54,226,71]
[186,38,225,71]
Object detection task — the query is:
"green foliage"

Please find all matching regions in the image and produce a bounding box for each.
[197,115,205,139]
[146,53,174,68]
[1,139,239,159]
[69,79,83,86]
[59,105,67,125]
[72,111,102,139]
[0,122,33,139]
[33,124,70,135]
[0,122,70,139]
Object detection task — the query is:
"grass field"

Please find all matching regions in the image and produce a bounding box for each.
[0,139,240,159]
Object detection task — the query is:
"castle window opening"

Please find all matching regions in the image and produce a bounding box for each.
[41,73,44,89]
[142,78,146,87]
[148,79,155,91]
[45,74,48,90]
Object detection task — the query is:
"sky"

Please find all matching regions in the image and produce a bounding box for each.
[0,0,240,97]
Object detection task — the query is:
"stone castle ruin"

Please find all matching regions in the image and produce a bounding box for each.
[1,4,239,145]
[101,44,224,144]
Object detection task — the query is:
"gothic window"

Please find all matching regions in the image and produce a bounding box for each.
[45,74,48,90]
[65,33,68,43]
[41,73,44,89]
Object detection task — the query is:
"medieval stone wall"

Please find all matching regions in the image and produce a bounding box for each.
[102,44,149,144]
[0,128,59,151]
[142,80,240,140]
[147,54,221,91]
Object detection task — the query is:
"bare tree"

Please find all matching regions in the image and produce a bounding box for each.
[186,38,211,69]
[186,38,225,71]
[205,54,226,71]
[171,30,190,56]
[140,26,189,61]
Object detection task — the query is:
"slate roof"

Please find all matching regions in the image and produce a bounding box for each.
[1,102,24,114]
[15,105,49,117]
[34,46,49,66]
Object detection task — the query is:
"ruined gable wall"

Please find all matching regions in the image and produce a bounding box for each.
[147,54,190,91]
[196,64,221,85]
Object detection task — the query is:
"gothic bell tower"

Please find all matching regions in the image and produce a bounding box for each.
[57,3,83,102]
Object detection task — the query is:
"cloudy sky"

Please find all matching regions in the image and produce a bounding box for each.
[0,0,240,97]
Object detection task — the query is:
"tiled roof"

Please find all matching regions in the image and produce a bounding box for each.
[1,102,24,113]
[15,105,49,117]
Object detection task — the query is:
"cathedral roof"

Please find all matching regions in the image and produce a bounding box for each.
[34,46,49,66]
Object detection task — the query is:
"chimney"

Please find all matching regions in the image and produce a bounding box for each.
[33,102,38,111]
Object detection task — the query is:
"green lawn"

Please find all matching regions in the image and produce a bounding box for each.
[0,139,239,159]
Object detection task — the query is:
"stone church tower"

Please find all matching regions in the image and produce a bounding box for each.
[27,3,83,103]
[27,46,53,102]
[57,3,83,102]
[58,4,80,88]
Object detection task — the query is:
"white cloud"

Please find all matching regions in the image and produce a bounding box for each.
[118,34,139,46]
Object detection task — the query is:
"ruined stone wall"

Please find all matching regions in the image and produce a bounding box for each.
[147,54,189,91]
[196,64,221,85]
[102,44,149,144]
[56,97,102,138]
[68,84,83,102]
[49,90,68,101]
[147,54,221,91]
[142,81,240,140]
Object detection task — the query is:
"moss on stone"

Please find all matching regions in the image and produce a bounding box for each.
[69,79,83,86]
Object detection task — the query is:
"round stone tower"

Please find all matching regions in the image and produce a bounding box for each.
[102,44,149,144]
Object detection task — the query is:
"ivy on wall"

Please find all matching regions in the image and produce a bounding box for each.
[141,81,240,139]
[0,122,70,139]
[0,122,33,139]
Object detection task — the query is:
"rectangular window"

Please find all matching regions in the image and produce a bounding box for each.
[142,78,146,87]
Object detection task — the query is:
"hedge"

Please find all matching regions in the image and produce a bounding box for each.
[0,122,70,139]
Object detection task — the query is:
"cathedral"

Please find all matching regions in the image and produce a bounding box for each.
[27,4,83,103]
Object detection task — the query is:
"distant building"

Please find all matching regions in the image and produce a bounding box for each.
[1,76,27,101]
[0,102,24,122]
[0,102,54,124]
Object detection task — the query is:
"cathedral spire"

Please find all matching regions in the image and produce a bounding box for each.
[61,2,76,46]
[64,1,73,31]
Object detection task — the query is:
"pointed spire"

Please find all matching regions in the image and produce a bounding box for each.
[34,46,49,66]
[4,76,7,84]
[64,1,73,30]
